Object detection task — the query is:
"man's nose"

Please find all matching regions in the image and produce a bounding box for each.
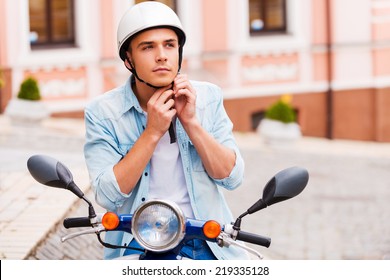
[156,45,168,62]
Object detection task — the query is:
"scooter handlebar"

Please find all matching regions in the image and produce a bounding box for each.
[236,230,271,248]
[63,217,92,228]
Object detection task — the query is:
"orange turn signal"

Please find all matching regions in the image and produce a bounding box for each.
[102,212,119,230]
[203,220,221,239]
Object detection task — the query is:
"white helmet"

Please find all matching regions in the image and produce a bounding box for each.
[117,1,186,64]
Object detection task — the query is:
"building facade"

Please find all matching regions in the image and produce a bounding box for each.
[1,0,390,141]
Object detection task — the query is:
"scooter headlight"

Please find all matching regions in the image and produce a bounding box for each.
[131,199,186,252]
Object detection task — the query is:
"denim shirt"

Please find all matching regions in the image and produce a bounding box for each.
[84,76,249,260]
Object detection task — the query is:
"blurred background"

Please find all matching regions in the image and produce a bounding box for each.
[1,0,390,141]
[1,0,390,261]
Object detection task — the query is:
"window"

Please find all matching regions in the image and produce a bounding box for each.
[249,0,287,35]
[135,0,177,12]
[29,0,75,48]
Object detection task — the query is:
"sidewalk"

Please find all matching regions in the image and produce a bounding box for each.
[1,115,390,259]
[0,116,88,259]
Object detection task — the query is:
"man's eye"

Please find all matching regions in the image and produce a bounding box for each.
[166,43,176,48]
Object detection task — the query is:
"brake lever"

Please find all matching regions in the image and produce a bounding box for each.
[217,232,263,259]
[61,225,105,242]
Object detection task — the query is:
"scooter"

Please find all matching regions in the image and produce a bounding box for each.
[27,154,309,260]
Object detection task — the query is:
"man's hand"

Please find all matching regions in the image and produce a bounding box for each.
[173,74,197,126]
[145,85,176,140]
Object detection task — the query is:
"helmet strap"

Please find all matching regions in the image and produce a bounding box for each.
[125,58,177,143]
[124,58,161,89]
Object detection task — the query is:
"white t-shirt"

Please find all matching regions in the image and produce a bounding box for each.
[149,129,195,219]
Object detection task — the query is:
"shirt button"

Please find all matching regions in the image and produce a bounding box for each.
[141,197,146,202]
[144,172,148,176]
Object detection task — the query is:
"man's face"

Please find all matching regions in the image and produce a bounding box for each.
[127,28,180,88]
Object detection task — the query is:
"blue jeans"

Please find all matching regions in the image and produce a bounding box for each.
[123,238,217,260]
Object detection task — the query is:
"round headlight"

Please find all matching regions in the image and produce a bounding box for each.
[131,199,186,252]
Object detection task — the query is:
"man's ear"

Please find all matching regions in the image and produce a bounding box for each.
[124,51,134,70]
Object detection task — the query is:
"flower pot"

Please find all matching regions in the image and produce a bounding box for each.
[257,118,301,146]
[5,99,50,126]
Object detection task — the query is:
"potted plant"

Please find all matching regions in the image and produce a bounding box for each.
[257,94,301,145]
[5,76,49,125]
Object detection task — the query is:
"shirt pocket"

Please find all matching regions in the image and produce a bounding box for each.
[189,144,206,172]
[188,121,213,173]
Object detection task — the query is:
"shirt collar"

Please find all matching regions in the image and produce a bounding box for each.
[123,75,144,114]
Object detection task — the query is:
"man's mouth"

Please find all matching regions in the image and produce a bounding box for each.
[153,67,170,72]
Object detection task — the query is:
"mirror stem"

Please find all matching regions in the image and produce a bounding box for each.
[247,199,267,214]
[81,196,97,219]
[233,217,242,231]
[68,181,85,198]
[233,211,248,231]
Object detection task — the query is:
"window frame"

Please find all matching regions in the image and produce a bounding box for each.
[134,0,177,12]
[29,0,76,49]
[249,0,287,36]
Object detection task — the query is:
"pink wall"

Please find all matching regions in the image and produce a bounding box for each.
[240,54,300,85]
[373,48,390,76]
[202,0,228,52]
[311,0,328,45]
[100,0,117,59]
[24,67,88,100]
[372,22,390,41]
[312,52,329,82]
[0,0,8,65]
[372,5,390,41]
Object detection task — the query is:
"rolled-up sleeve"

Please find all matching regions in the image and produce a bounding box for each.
[84,107,131,211]
[213,147,244,190]
[205,84,245,190]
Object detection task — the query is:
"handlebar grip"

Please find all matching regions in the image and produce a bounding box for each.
[236,231,271,248]
[63,217,92,229]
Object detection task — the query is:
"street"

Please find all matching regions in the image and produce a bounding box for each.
[1,117,390,260]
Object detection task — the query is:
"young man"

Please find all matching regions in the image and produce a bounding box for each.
[84,1,248,260]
